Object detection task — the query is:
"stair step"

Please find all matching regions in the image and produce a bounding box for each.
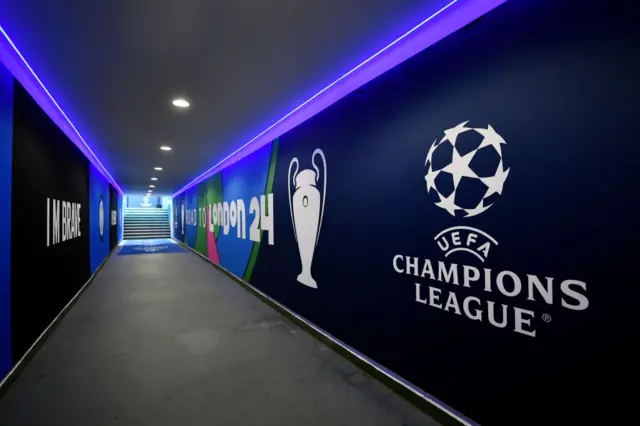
[124,235,171,237]
[124,237,171,240]
[124,225,170,227]
[123,207,171,240]
[124,230,170,233]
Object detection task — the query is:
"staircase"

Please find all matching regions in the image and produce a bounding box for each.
[123,207,171,239]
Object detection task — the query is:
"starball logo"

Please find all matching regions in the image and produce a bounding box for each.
[98,195,105,241]
[392,122,589,337]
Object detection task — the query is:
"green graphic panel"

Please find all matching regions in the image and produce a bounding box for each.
[195,182,208,255]
[243,139,278,282]
[207,173,223,240]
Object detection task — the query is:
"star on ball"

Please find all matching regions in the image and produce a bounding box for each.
[424,165,440,193]
[442,147,478,189]
[442,121,471,146]
[464,199,494,218]
[425,138,439,166]
[435,190,461,216]
[481,160,510,197]
[476,125,507,157]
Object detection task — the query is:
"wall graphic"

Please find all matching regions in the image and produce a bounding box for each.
[0,69,122,377]
[288,149,326,289]
[109,185,118,250]
[0,62,13,377]
[128,194,161,208]
[173,1,637,425]
[10,82,91,362]
[174,140,277,281]
[89,164,110,273]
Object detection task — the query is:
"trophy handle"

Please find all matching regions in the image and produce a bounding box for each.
[288,157,299,243]
[311,149,327,246]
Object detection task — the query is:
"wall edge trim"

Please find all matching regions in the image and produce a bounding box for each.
[0,26,124,196]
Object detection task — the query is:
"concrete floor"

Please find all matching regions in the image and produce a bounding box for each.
[0,242,440,426]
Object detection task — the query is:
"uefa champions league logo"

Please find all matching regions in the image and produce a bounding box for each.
[389,120,590,337]
[425,121,509,261]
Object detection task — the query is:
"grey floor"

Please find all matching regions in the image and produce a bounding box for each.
[0,244,440,426]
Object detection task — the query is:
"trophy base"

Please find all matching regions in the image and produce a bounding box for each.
[297,273,318,289]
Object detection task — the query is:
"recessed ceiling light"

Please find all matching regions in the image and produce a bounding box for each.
[149,185,155,188]
[172,98,190,108]
[154,167,163,171]
[151,177,158,181]
[160,146,172,151]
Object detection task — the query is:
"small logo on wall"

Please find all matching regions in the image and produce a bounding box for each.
[288,149,327,289]
[181,201,185,235]
[391,121,589,338]
[98,195,105,241]
[424,121,509,261]
[141,195,152,208]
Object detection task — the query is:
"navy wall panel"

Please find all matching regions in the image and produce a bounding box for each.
[10,82,91,362]
[175,1,638,424]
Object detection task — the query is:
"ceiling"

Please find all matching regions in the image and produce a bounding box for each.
[1,0,444,194]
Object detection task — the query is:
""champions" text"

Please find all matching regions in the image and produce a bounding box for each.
[392,255,588,337]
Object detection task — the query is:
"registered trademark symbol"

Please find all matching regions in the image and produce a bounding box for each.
[542,313,552,323]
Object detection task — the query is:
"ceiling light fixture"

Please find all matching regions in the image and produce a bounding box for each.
[172,98,190,108]
[160,146,172,151]
[0,25,124,195]
[154,167,163,171]
[172,0,506,198]
[149,185,155,188]
[151,177,158,181]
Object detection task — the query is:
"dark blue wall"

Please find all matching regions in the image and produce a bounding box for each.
[89,164,110,273]
[175,1,638,424]
[0,64,122,379]
[0,60,13,378]
[10,81,91,362]
[252,1,638,424]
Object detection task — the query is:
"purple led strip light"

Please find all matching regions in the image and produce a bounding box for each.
[172,0,507,197]
[0,26,124,195]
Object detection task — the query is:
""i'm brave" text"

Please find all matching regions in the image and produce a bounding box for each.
[46,198,82,246]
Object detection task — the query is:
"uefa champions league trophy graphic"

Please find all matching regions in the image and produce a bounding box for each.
[288,149,327,289]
